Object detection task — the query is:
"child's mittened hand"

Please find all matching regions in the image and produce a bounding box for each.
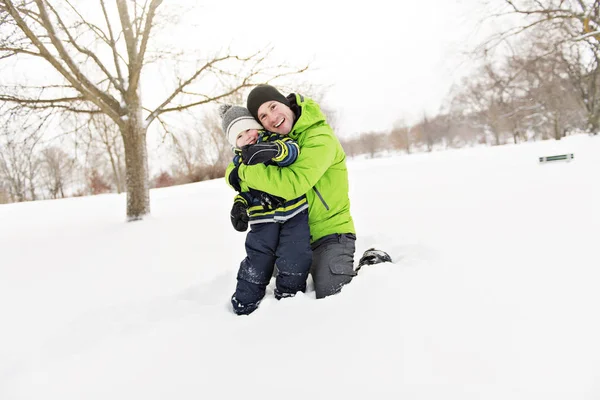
[230,201,249,232]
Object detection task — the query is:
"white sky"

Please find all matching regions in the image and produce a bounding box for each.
[1,134,599,399]
[164,0,494,137]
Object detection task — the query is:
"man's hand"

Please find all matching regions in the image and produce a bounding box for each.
[241,142,283,165]
[247,188,286,211]
[259,192,285,210]
[230,200,249,232]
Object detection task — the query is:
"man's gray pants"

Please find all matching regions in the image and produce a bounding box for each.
[310,233,357,299]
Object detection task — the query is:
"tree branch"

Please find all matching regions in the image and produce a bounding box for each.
[100,0,126,90]
[147,54,245,121]
[3,0,122,121]
[44,1,125,94]
[130,0,162,92]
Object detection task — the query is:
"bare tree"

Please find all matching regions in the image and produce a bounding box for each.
[166,106,231,183]
[557,39,600,131]
[513,44,585,139]
[449,60,520,145]
[483,0,600,133]
[0,181,9,204]
[0,0,306,220]
[79,114,126,193]
[390,120,412,154]
[356,131,387,158]
[339,136,362,158]
[0,110,45,202]
[87,168,111,195]
[0,138,27,202]
[197,108,233,179]
[39,145,75,199]
[169,127,205,183]
[411,113,446,151]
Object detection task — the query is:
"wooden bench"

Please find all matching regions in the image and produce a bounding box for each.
[539,153,574,163]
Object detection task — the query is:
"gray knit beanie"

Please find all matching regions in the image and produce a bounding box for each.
[219,104,263,147]
[246,84,290,121]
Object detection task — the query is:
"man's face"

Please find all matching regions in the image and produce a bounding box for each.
[256,101,295,135]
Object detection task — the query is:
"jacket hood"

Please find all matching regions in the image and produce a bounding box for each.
[289,94,327,140]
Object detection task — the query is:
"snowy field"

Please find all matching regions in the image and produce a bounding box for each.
[1,135,599,400]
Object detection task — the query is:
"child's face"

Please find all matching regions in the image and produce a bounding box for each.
[235,128,260,148]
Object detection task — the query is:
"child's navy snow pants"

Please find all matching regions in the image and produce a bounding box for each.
[231,210,312,315]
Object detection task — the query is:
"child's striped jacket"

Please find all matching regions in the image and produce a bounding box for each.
[233,131,308,225]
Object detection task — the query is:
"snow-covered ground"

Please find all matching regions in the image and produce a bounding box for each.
[1,135,598,400]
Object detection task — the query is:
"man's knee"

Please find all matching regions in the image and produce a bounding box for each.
[314,273,353,299]
[311,233,357,299]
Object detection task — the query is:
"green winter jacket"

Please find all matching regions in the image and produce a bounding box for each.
[228,94,355,243]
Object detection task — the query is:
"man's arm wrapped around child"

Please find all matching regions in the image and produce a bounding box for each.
[226,136,300,232]
[240,137,299,166]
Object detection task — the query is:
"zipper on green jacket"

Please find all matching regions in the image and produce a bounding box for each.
[313,187,329,210]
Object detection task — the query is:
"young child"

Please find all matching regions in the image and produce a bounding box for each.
[220,104,312,316]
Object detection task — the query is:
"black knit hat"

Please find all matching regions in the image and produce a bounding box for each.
[247,84,290,121]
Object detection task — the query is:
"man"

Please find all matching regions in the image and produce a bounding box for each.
[228,84,391,299]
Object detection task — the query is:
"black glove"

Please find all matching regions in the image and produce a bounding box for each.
[259,192,285,210]
[241,141,284,165]
[247,188,285,210]
[230,201,249,232]
[228,164,241,192]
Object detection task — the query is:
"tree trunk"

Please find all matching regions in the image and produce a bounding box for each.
[589,113,600,135]
[553,115,562,140]
[493,130,501,146]
[107,147,124,194]
[121,111,150,221]
[512,129,520,144]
